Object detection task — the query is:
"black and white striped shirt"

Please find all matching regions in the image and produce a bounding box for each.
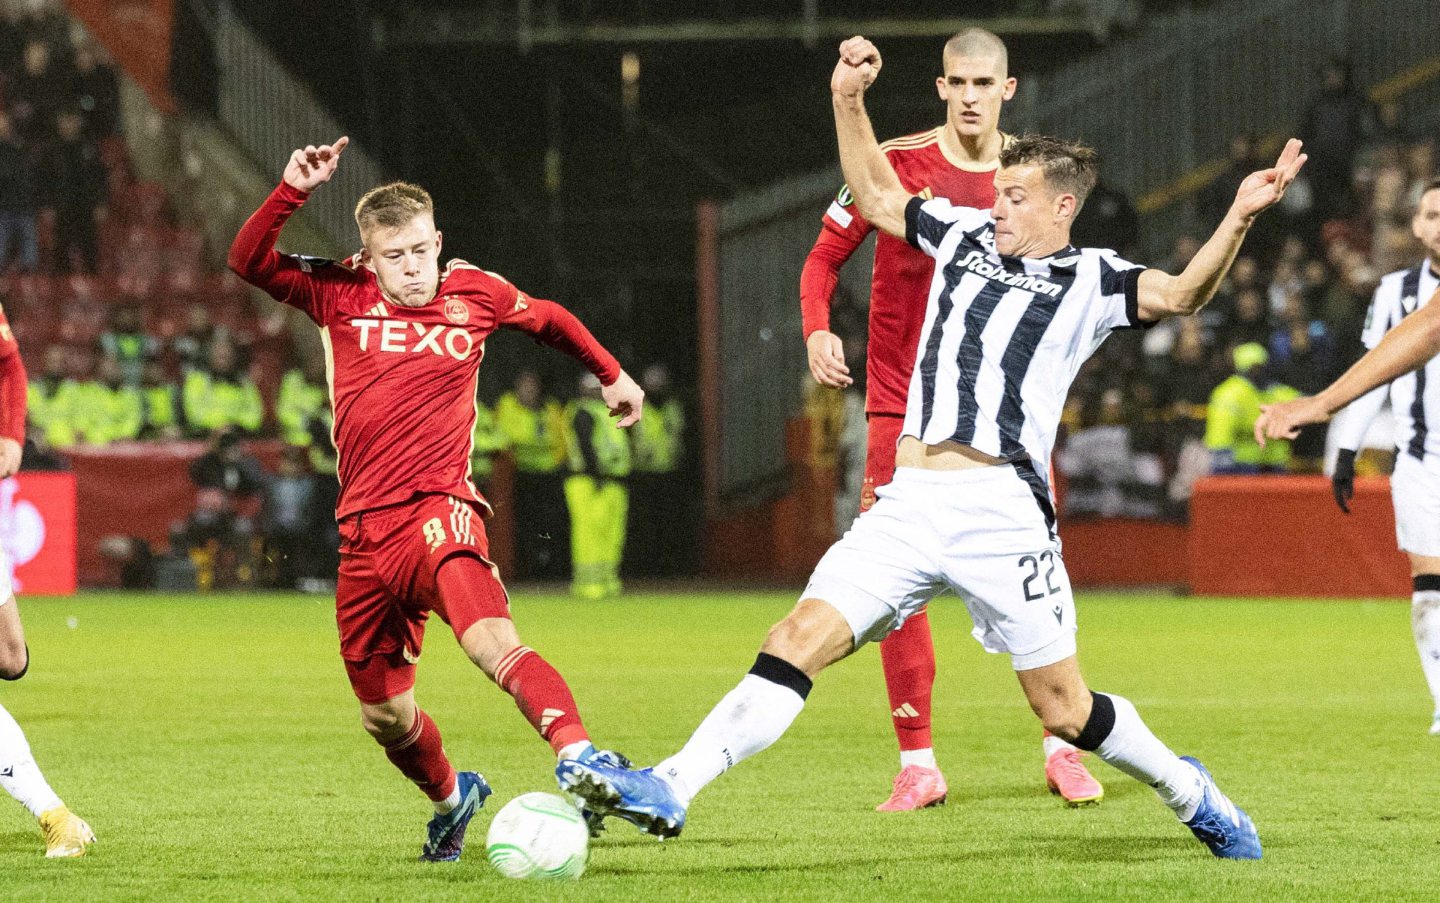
[1360,261,1440,466]
[902,197,1149,498]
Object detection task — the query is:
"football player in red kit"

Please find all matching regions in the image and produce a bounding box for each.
[799,29,1102,810]
[228,137,645,860]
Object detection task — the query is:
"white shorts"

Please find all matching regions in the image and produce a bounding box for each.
[0,547,11,602]
[802,465,1077,670]
[1392,454,1440,558]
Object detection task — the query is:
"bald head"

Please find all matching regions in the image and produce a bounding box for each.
[943,28,1008,76]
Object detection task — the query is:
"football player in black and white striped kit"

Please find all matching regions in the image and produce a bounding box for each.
[560,37,1303,859]
[1322,179,1440,734]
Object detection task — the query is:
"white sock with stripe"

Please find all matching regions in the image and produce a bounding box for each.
[655,655,812,807]
[1077,693,1203,821]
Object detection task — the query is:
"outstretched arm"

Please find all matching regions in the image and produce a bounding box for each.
[1135,139,1307,321]
[1256,290,1440,443]
[831,37,911,240]
[501,296,645,427]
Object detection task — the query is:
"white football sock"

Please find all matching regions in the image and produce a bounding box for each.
[899,748,937,770]
[0,704,63,819]
[655,674,806,807]
[1411,590,1440,714]
[1042,734,1075,760]
[1090,694,1203,821]
[434,784,461,814]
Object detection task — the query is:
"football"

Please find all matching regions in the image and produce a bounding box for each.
[484,792,590,880]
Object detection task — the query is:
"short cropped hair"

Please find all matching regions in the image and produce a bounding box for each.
[1419,177,1440,203]
[354,182,434,235]
[1000,134,1100,208]
[943,27,1008,75]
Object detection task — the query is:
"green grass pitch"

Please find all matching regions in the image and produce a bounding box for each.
[2,589,1439,900]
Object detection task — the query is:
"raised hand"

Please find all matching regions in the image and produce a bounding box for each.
[831,36,882,97]
[283,136,350,193]
[601,370,646,429]
[1232,138,1307,221]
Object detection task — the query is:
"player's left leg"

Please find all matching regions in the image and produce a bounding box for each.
[0,596,95,858]
[437,552,597,759]
[1016,656,1260,859]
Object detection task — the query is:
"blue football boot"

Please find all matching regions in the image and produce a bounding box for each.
[1179,756,1262,860]
[556,757,686,839]
[419,771,492,862]
[568,747,633,838]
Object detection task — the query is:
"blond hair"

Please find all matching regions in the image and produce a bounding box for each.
[354,181,434,236]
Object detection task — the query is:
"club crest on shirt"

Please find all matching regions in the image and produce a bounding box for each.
[443,297,469,325]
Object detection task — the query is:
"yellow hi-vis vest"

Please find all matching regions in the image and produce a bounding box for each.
[566,398,631,478]
[632,397,683,474]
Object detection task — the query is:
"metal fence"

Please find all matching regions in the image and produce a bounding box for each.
[711,0,1440,506]
[214,1,388,251]
[711,167,863,505]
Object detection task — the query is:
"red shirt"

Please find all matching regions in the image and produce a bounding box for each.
[800,127,1000,415]
[229,182,620,519]
[0,305,25,442]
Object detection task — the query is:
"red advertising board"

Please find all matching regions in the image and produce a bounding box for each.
[1,472,77,596]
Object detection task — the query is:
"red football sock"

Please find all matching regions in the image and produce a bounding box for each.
[381,709,457,802]
[880,608,937,752]
[494,645,590,754]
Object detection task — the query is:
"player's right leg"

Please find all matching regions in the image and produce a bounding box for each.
[559,488,943,837]
[0,594,95,858]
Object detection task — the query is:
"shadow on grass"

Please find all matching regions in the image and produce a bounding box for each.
[1016,833,1194,863]
[0,830,38,853]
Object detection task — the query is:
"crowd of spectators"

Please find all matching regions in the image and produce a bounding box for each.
[1060,60,1436,519]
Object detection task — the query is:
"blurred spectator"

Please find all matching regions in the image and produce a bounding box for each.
[1216,287,1271,350]
[469,397,507,488]
[259,446,315,590]
[565,372,630,600]
[25,344,70,447]
[1204,342,1271,474]
[9,38,64,145]
[182,339,262,437]
[1071,179,1138,256]
[171,304,216,372]
[138,357,180,439]
[1058,387,1163,518]
[275,356,326,447]
[97,535,156,589]
[1300,58,1373,219]
[69,42,118,139]
[1199,134,1262,226]
[99,303,155,386]
[0,112,38,273]
[190,428,265,498]
[78,352,142,445]
[45,109,106,273]
[495,370,569,580]
[627,363,690,577]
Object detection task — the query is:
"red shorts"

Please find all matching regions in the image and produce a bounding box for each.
[861,412,904,513]
[336,493,508,676]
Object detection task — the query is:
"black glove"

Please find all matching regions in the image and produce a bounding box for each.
[1332,448,1357,514]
